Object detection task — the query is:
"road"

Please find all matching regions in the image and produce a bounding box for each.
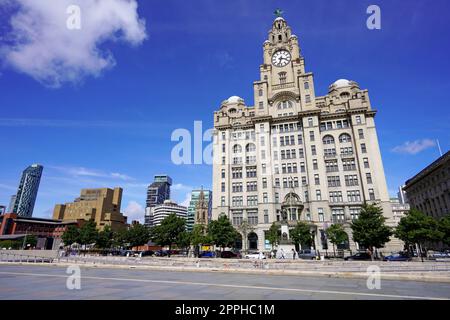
[0,264,449,300]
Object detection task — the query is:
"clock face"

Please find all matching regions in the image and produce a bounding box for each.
[272,50,291,67]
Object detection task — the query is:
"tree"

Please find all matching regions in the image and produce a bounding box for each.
[438,214,450,247]
[351,203,392,259]
[266,223,280,250]
[23,235,37,249]
[208,215,238,251]
[190,224,210,257]
[96,225,114,249]
[325,224,348,257]
[127,224,151,248]
[290,221,312,249]
[62,225,80,247]
[152,214,186,257]
[236,219,254,254]
[176,231,191,253]
[396,209,443,260]
[78,220,99,249]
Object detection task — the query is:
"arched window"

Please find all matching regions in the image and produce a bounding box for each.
[322,135,335,145]
[340,92,350,99]
[277,100,292,110]
[246,143,256,152]
[228,108,236,115]
[233,145,242,154]
[339,133,352,143]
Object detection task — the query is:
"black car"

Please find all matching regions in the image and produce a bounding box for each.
[344,252,372,261]
[220,251,241,259]
[155,250,168,257]
[138,250,154,257]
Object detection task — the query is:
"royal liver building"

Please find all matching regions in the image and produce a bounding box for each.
[212,16,399,252]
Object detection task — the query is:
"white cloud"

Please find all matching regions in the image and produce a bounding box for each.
[171,183,193,191]
[1,0,147,87]
[49,165,135,181]
[123,200,144,223]
[0,183,16,191]
[180,192,191,207]
[391,139,437,155]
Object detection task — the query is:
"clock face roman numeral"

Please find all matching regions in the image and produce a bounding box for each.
[272,50,291,67]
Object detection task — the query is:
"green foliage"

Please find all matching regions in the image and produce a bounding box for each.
[325,224,348,246]
[126,223,151,247]
[439,214,450,246]
[266,223,280,248]
[290,221,312,247]
[0,240,21,249]
[62,225,80,246]
[24,235,37,248]
[96,225,114,249]
[190,224,210,246]
[351,203,392,249]
[152,214,186,251]
[395,208,443,246]
[78,220,99,246]
[176,231,191,249]
[208,215,238,250]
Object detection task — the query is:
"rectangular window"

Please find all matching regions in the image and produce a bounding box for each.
[299,148,304,158]
[314,174,320,185]
[366,173,373,184]
[263,193,268,203]
[259,102,264,109]
[316,190,322,201]
[369,188,375,200]
[363,158,370,168]
[221,182,225,192]
[221,169,225,179]
[309,131,315,141]
[264,210,269,224]
[311,145,317,156]
[305,95,311,103]
[318,208,324,222]
[358,129,364,139]
[361,143,367,153]
[262,178,267,189]
[308,118,313,127]
[298,135,303,145]
[355,116,362,124]
[221,196,225,206]
[313,159,318,170]
[222,132,226,140]
[222,144,226,153]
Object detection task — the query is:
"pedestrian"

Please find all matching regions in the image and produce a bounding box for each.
[270,250,275,259]
[280,248,285,259]
[258,251,264,260]
[292,248,296,260]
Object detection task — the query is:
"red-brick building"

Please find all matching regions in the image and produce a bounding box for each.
[0,213,82,249]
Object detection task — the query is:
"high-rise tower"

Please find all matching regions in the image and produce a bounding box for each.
[12,164,43,218]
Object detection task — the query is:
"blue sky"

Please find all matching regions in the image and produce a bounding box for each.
[0,0,449,222]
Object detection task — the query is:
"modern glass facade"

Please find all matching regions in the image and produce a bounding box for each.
[144,175,172,227]
[12,164,43,218]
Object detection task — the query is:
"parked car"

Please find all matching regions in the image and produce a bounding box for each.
[297,249,317,260]
[200,251,215,258]
[383,252,412,262]
[154,250,169,257]
[220,251,241,259]
[138,250,154,257]
[344,252,372,261]
[244,251,266,259]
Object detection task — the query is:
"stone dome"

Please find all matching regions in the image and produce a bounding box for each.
[227,96,244,104]
[333,79,352,88]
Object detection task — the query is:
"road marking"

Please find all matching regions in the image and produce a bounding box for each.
[0,270,448,300]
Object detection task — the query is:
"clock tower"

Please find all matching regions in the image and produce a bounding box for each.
[254,16,317,117]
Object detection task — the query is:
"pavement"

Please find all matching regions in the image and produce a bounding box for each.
[0,264,449,300]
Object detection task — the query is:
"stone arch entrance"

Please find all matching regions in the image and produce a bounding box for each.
[248,232,258,251]
[234,233,242,250]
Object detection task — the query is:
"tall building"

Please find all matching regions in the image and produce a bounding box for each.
[212,15,400,252]
[397,185,409,205]
[390,197,410,225]
[12,164,43,217]
[53,187,127,231]
[144,175,172,227]
[187,189,212,232]
[0,206,6,215]
[151,200,187,227]
[8,195,16,213]
[404,150,450,219]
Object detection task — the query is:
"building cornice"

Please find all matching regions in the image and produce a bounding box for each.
[404,150,450,189]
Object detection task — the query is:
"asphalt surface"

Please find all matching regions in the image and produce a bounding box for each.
[0,264,449,300]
